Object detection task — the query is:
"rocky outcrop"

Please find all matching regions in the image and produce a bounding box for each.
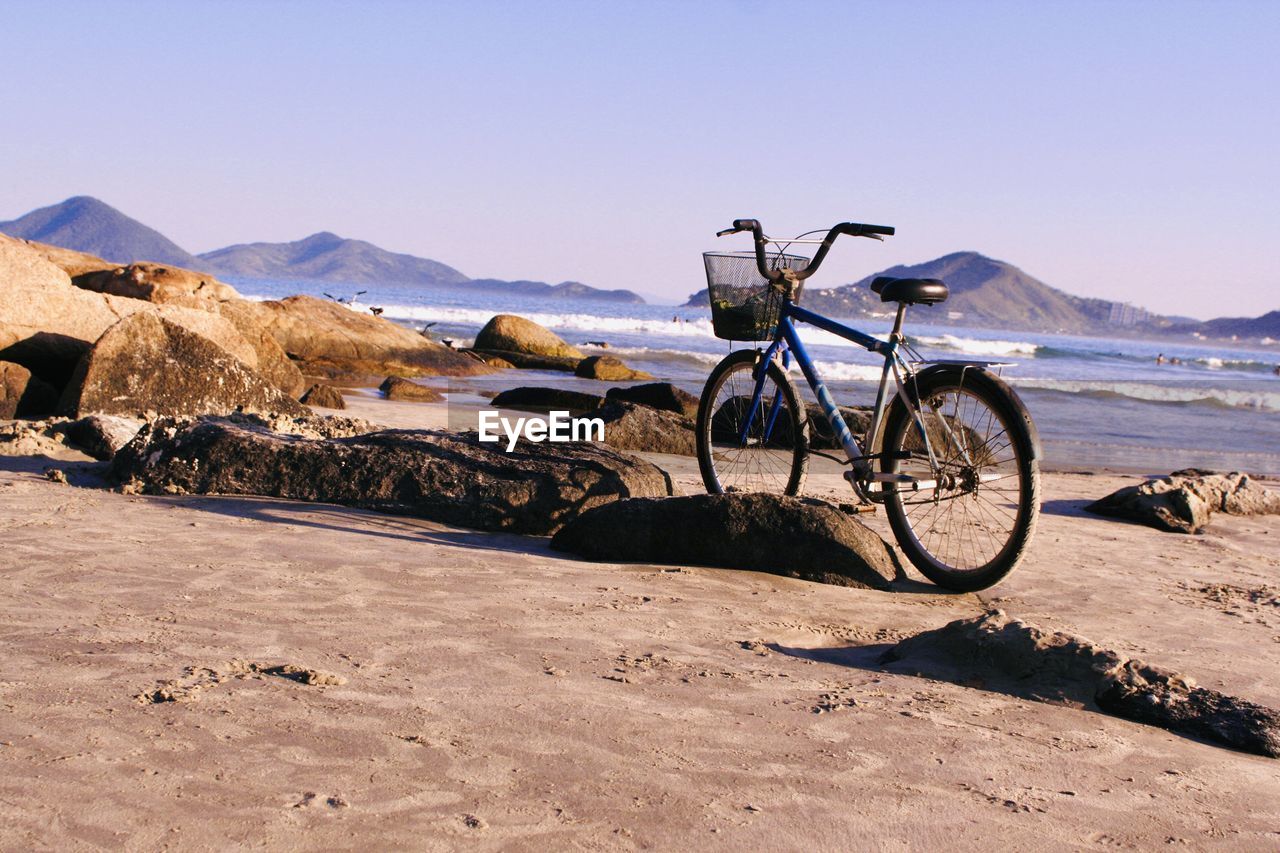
[0,234,266,387]
[551,493,899,590]
[605,383,699,418]
[72,262,240,308]
[592,400,696,456]
[211,300,306,397]
[574,355,653,382]
[1085,470,1280,534]
[491,387,606,414]
[112,418,674,535]
[806,404,872,450]
[466,349,579,372]
[882,611,1280,758]
[300,383,346,410]
[250,295,490,381]
[379,376,444,402]
[0,361,58,418]
[59,314,307,418]
[473,314,583,360]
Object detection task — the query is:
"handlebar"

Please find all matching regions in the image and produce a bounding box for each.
[716,219,894,284]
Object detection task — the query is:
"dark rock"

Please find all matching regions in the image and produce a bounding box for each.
[466,349,580,372]
[0,360,58,418]
[806,403,873,450]
[575,355,653,382]
[72,262,239,308]
[52,414,145,460]
[111,417,673,535]
[1085,471,1280,533]
[379,376,444,402]
[491,387,606,414]
[0,331,91,389]
[592,400,696,456]
[473,314,584,360]
[882,611,1280,758]
[59,313,308,418]
[550,493,899,590]
[300,383,346,410]
[605,382,699,418]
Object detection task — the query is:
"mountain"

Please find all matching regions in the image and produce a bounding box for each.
[1,197,643,303]
[197,232,470,287]
[466,279,644,304]
[686,251,1118,334]
[0,196,204,269]
[1183,310,1280,341]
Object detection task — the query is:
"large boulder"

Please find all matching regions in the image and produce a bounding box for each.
[492,386,606,414]
[250,295,490,381]
[592,400,696,456]
[59,313,307,418]
[806,403,872,450]
[574,355,653,382]
[19,238,115,279]
[1085,470,1280,534]
[474,314,583,360]
[380,376,444,402]
[606,382,699,418]
[0,234,265,387]
[0,360,58,418]
[551,493,899,590]
[212,300,306,397]
[73,262,240,308]
[52,415,146,460]
[883,611,1280,758]
[111,418,674,535]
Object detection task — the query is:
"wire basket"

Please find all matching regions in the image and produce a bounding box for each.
[703,251,809,341]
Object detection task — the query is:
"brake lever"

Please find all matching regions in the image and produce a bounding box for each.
[715,228,739,237]
[858,233,885,241]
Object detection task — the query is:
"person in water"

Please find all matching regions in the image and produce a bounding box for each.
[1156,353,1165,365]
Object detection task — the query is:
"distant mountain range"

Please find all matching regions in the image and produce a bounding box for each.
[0,196,644,304]
[688,251,1278,340]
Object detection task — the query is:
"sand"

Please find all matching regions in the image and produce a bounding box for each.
[2,393,1279,849]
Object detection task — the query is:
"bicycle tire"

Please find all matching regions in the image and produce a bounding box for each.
[881,366,1039,591]
[696,349,809,496]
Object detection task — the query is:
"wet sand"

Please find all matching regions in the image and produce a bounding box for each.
[2,393,1279,849]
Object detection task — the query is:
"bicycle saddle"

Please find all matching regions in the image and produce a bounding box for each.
[870,276,949,305]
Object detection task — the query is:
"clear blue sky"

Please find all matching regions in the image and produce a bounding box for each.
[2,0,1276,317]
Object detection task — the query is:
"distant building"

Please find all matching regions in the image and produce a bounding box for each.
[1108,302,1150,327]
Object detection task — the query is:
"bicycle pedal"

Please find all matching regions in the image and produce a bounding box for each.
[838,502,877,515]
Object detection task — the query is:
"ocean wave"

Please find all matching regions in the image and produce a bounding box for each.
[805,361,887,381]
[600,345,726,367]
[1012,379,1280,412]
[913,334,1041,357]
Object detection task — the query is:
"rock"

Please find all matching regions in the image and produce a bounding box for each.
[249,295,491,381]
[1084,470,1280,534]
[806,404,873,451]
[550,493,899,590]
[111,417,674,535]
[491,387,606,414]
[59,313,308,418]
[882,610,1280,758]
[19,238,114,279]
[574,355,653,382]
[473,314,584,360]
[204,300,306,397]
[226,411,378,440]
[380,376,444,402]
[300,383,346,410]
[592,400,696,456]
[1,234,265,385]
[0,361,58,418]
[605,382,699,418]
[466,349,579,372]
[73,262,240,308]
[52,414,145,460]
[0,419,75,457]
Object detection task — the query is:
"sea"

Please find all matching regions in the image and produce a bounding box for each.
[230,277,1280,477]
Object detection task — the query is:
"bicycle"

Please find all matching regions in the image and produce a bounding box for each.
[695,219,1041,591]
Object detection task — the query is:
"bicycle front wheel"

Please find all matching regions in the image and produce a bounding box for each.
[881,366,1039,591]
[696,349,808,496]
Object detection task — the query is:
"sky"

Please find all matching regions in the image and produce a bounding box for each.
[1,0,1277,317]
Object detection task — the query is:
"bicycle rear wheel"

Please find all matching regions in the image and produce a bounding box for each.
[881,366,1039,591]
[696,349,808,496]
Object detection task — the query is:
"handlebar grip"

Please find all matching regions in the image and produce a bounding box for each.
[839,222,895,237]
[733,218,761,233]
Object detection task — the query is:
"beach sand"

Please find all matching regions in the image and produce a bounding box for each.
[2,393,1279,849]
